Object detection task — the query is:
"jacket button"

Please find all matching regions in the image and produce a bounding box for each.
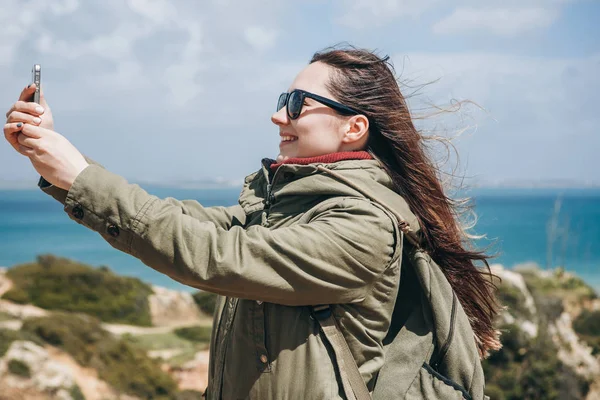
[107,224,120,237]
[260,354,268,363]
[72,205,84,219]
[256,300,263,305]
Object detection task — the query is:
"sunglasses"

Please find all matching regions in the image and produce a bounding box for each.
[277,89,360,120]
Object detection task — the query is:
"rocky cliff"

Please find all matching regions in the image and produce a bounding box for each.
[1,259,599,400]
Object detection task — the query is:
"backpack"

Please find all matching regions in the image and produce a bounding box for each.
[312,166,489,400]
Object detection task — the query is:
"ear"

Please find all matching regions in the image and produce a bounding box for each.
[341,114,369,146]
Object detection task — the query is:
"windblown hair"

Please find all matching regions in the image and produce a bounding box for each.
[311,45,501,358]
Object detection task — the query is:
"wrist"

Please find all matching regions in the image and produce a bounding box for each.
[65,161,90,191]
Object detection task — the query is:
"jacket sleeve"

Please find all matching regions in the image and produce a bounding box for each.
[61,164,397,306]
[39,157,245,231]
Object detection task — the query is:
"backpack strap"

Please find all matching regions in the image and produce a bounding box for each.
[312,305,372,400]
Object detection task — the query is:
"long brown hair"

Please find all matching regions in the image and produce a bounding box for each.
[311,45,501,358]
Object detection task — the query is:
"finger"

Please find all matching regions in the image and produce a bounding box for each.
[5,101,45,119]
[6,110,42,125]
[3,122,28,153]
[18,83,37,102]
[17,143,35,157]
[3,122,24,141]
[17,132,38,150]
[20,122,46,139]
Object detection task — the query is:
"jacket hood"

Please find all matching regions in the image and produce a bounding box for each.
[238,155,421,235]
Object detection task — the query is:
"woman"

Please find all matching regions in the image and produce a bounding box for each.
[4,46,500,399]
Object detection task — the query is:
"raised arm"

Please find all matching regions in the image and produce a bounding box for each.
[39,156,246,231]
[61,164,398,305]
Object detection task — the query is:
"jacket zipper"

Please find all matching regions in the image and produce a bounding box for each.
[261,171,279,356]
[263,167,281,212]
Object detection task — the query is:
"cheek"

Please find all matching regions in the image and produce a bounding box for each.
[293,116,343,154]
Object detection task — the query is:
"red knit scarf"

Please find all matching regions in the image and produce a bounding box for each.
[270,151,372,171]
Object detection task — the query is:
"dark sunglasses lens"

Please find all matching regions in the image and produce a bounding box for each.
[288,91,303,119]
[277,93,287,111]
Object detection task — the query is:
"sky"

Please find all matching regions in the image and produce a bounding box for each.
[0,0,599,188]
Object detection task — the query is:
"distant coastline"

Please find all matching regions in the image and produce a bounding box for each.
[1,178,600,191]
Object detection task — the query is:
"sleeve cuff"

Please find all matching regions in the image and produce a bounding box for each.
[63,163,157,254]
[38,155,104,205]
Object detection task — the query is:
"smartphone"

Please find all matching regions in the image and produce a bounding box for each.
[31,64,41,104]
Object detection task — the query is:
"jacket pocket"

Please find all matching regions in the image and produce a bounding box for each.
[404,363,472,400]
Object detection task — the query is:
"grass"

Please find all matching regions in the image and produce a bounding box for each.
[173,326,212,343]
[165,346,209,368]
[3,254,153,326]
[123,330,210,367]
[124,332,196,352]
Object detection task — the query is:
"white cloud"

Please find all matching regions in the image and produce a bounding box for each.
[394,51,600,181]
[335,0,441,28]
[126,0,177,24]
[0,0,596,184]
[336,0,578,34]
[433,7,559,36]
[0,0,68,66]
[164,23,206,106]
[49,0,79,15]
[243,26,278,52]
[1,0,286,111]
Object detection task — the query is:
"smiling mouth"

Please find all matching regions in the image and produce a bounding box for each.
[280,135,298,144]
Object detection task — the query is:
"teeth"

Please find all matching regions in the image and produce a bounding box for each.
[281,136,297,142]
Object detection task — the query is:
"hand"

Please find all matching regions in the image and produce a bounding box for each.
[5,83,54,131]
[3,122,89,191]
[4,82,56,159]
[4,85,87,191]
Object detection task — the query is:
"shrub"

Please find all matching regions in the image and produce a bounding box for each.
[6,254,153,326]
[0,329,44,357]
[496,282,533,320]
[21,312,108,365]
[174,326,212,343]
[70,385,86,400]
[573,310,600,355]
[484,318,592,399]
[191,291,217,315]
[521,267,597,302]
[2,287,30,304]
[175,390,204,400]
[486,324,529,366]
[0,311,15,322]
[21,313,178,399]
[484,384,505,400]
[8,359,31,378]
[573,310,600,336]
[535,295,564,323]
[94,338,177,399]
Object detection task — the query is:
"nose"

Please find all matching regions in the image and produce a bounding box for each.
[271,106,289,126]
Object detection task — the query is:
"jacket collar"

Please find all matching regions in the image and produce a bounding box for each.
[267,151,373,171]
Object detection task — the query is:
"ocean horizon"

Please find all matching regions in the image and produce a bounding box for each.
[1,185,599,293]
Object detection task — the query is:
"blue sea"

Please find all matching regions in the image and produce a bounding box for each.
[1,186,599,293]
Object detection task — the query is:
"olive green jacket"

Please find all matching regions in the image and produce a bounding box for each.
[40,156,486,400]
